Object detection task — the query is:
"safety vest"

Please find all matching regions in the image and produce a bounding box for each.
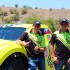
[26,30,46,48]
[54,31,70,50]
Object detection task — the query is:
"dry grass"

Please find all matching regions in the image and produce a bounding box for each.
[0,6,70,24]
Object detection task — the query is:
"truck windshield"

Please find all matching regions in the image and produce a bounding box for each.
[0,27,26,41]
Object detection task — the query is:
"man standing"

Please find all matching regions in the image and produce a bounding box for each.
[16,21,46,70]
[50,18,70,70]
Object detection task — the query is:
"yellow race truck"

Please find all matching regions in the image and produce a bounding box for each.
[0,23,52,70]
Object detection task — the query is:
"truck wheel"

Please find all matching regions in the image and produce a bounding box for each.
[1,57,27,70]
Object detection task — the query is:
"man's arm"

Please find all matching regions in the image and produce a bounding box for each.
[50,44,59,64]
[16,32,30,47]
[50,44,55,59]
[16,39,25,46]
[50,33,59,64]
[16,39,30,47]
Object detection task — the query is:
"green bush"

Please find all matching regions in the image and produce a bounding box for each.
[4,18,12,23]
[25,15,46,24]
[11,14,19,21]
[46,18,55,33]
[9,9,18,15]
[25,16,56,33]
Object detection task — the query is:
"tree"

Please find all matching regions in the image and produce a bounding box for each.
[2,5,5,7]
[35,7,38,9]
[15,4,18,8]
[61,8,65,10]
[23,5,32,9]
[49,8,52,11]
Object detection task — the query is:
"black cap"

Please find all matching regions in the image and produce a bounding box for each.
[33,21,41,26]
[59,18,69,24]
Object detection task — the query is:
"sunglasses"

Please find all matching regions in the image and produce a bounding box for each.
[35,24,40,27]
[60,23,68,25]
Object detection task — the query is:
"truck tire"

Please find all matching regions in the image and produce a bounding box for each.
[1,57,27,70]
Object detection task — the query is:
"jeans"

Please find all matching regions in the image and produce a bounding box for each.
[28,56,46,70]
[54,58,70,70]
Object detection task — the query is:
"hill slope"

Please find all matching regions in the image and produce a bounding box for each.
[0,6,70,23]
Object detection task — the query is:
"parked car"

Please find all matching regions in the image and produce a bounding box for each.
[0,23,52,70]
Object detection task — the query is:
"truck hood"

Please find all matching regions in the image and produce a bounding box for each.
[0,39,15,51]
[0,39,28,65]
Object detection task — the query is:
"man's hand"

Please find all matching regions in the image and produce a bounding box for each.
[16,40,31,47]
[23,41,31,47]
[53,57,59,64]
[34,45,40,52]
[67,58,70,64]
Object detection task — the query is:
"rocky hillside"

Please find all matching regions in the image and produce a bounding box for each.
[0,6,70,24]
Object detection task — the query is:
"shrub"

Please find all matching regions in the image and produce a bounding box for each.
[0,11,8,16]
[21,9,27,15]
[9,10,14,14]
[25,16,56,33]
[4,18,12,23]
[46,18,55,32]
[11,14,19,21]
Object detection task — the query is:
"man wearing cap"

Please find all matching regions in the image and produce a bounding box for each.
[16,21,46,70]
[50,18,70,70]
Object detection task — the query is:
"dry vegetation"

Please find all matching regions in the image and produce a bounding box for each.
[0,6,70,24]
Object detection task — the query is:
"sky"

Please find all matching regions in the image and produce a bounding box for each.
[0,0,70,9]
